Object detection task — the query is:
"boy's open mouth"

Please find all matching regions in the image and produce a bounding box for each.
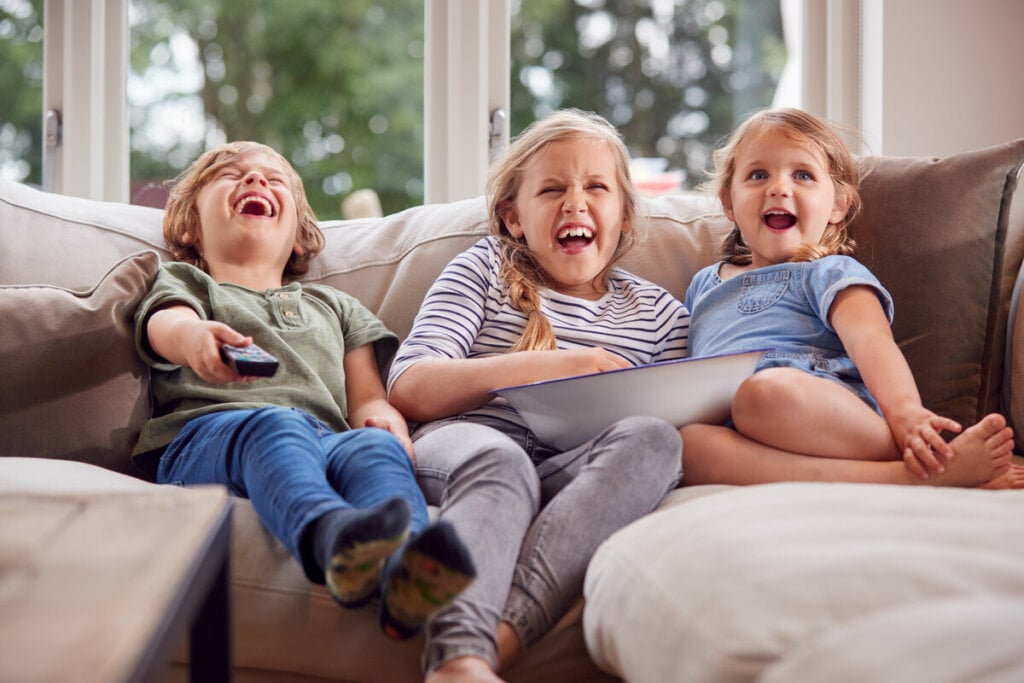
[763,210,796,229]
[234,193,276,217]
[557,225,595,248]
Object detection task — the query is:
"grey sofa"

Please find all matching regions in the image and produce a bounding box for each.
[2,138,1024,682]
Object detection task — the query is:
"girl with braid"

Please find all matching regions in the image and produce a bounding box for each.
[388,109,691,682]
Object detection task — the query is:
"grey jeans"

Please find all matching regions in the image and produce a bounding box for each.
[413,414,682,672]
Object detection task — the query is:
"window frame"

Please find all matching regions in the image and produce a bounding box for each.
[43,0,129,201]
[42,0,861,204]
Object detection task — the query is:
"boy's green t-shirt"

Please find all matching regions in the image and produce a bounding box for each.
[132,262,398,458]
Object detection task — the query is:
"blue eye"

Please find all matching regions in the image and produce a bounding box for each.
[749,170,768,181]
[795,170,814,181]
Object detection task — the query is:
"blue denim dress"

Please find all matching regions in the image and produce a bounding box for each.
[684,255,894,413]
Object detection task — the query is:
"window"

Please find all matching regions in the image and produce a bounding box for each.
[9,0,801,207]
[0,0,43,187]
[128,0,425,218]
[510,0,786,193]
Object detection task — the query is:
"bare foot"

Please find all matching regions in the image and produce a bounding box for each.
[980,463,1024,489]
[922,414,1014,487]
[425,656,505,683]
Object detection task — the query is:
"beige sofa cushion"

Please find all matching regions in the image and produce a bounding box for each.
[0,179,168,289]
[583,482,1024,683]
[853,139,1024,432]
[0,252,160,475]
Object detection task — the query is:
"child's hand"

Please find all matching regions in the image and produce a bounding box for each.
[896,411,962,479]
[527,346,633,382]
[364,416,416,464]
[148,305,254,383]
[175,319,254,383]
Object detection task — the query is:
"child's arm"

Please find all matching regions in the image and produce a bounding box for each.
[830,285,961,478]
[389,347,632,423]
[146,304,255,383]
[345,343,415,459]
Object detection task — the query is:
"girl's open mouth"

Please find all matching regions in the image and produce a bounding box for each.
[557,225,595,249]
[763,210,796,229]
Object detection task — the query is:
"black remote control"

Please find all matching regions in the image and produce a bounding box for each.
[220,343,279,377]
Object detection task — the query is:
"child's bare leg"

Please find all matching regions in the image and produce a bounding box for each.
[731,368,897,460]
[680,423,911,485]
[680,413,1013,488]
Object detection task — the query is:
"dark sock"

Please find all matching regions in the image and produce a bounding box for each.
[379,520,477,639]
[313,497,411,608]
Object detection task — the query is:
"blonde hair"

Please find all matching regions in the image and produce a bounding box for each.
[709,108,861,265]
[162,141,325,278]
[487,109,640,352]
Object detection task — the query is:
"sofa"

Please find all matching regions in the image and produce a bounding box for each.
[2,137,1024,683]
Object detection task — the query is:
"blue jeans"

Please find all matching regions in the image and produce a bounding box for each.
[158,406,428,582]
[413,414,682,671]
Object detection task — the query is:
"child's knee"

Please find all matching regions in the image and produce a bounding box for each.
[733,368,799,415]
[604,415,682,479]
[612,415,681,456]
[457,442,541,514]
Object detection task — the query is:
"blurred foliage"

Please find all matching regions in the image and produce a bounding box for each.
[0,0,43,187]
[511,0,785,188]
[129,0,425,218]
[2,0,783,215]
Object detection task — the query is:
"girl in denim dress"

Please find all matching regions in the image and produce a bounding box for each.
[680,108,1022,490]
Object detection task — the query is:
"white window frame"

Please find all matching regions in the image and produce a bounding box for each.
[44,0,859,204]
[424,0,510,204]
[43,0,128,201]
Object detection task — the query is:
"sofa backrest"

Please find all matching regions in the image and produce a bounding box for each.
[2,137,1023,474]
[853,140,1024,441]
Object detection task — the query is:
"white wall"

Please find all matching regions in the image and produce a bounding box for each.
[863,0,1024,157]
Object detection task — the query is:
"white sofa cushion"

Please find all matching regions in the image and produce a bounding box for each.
[756,596,1024,683]
[583,482,1024,683]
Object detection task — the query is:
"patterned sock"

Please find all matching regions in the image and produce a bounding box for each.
[314,497,411,608]
[379,520,477,640]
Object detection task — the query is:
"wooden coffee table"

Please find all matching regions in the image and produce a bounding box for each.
[0,485,232,683]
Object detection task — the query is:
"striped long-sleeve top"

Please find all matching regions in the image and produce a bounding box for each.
[387,236,691,428]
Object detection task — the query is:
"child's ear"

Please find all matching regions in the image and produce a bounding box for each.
[292,241,304,256]
[830,188,852,224]
[500,201,523,238]
[719,190,735,222]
